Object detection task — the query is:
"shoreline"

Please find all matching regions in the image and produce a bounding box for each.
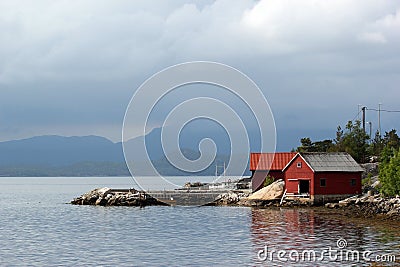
[324,194,400,221]
[71,187,400,221]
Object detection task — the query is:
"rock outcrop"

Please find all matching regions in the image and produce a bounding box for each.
[361,163,379,178]
[325,194,400,220]
[247,179,285,200]
[71,188,167,206]
[214,192,250,205]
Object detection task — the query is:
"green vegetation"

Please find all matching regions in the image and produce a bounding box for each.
[263,175,274,187]
[296,137,333,153]
[362,173,373,187]
[296,120,400,196]
[296,120,399,163]
[379,147,400,196]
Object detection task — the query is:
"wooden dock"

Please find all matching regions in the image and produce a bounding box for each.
[144,190,229,206]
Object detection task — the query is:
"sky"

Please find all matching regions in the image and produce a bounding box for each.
[0,0,399,151]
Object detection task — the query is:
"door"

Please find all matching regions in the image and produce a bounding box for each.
[299,180,310,194]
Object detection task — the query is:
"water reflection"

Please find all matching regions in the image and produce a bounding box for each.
[250,208,400,266]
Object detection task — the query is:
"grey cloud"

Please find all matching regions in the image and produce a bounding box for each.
[0,0,399,149]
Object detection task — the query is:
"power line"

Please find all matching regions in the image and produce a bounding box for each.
[351,109,363,122]
[347,106,399,128]
[367,108,400,113]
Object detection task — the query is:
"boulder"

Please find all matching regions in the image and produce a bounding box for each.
[214,192,250,205]
[247,179,285,200]
[371,180,380,188]
[97,187,112,198]
[387,209,399,216]
[325,203,340,209]
[95,197,107,206]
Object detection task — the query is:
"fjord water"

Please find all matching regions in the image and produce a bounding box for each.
[0,177,399,266]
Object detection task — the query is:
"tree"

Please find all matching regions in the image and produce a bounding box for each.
[368,131,384,157]
[383,129,400,150]
[297,137,313,152]
[334,126,344,146]
[295,121,397,164]
[379,147,400,196]
[297,137,333,152]
[313,140,333,152]
[331,120,369,163]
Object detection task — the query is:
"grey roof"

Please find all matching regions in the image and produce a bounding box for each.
[300,152,364,172]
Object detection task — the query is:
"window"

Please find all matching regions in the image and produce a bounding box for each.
[320,178,326,187]
[350,179,356,186]
[297,162,302,168]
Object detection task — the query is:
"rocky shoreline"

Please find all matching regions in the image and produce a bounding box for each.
[70,188,167,207]
[71,186,400,221]
[325,194,400,220]
[215,192,400,220]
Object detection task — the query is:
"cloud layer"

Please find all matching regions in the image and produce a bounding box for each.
[0,0,399,150]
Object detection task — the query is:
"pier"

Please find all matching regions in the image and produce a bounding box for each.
[147,190,230,205]
[71,187,233,206]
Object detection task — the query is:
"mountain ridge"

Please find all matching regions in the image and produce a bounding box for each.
[0,130,250,176]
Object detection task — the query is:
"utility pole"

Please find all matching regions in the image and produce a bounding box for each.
[368,122,372,139]
[361,107,367,163]
[378,103,382,137]
[362,106,366,134]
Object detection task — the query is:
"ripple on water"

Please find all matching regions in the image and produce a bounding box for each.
[0,177,399,266]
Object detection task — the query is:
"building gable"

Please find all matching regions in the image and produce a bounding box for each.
[282,153,315,172]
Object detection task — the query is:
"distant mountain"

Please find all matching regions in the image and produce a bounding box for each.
[0,135,124,166]
[0,162,130,177]
[0,130,251,176]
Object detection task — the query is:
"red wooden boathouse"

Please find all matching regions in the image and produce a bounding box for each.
[283,152,364,203]
[249,152,364,203]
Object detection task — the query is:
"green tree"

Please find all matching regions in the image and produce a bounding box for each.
[313,140,333,152]
[379,147,400,196]
[297,138,333,152]
[383,129,400,150]
[297,137,313,152]
[295,121,397,164]
[368,131,384,157]
[335,120,369,163]
[263,175,274,187]
[330,126,344,152]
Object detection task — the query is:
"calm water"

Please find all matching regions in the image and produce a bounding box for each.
[0,177,399,266]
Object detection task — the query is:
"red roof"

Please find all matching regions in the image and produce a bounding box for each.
[250,152,297,171]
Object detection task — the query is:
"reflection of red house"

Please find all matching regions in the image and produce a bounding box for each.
[249,152,296,192]
[250,152,364,203]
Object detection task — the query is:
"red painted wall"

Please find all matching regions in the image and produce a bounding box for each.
[284,156,314,195]
[269,170,285,180]
[314,172,362,195]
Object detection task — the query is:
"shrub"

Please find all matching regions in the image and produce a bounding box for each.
[263,175,274,187]
[362,173,373,187]
[379,147,400,196]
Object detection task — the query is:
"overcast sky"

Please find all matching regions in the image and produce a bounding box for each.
[0,0,399,150]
